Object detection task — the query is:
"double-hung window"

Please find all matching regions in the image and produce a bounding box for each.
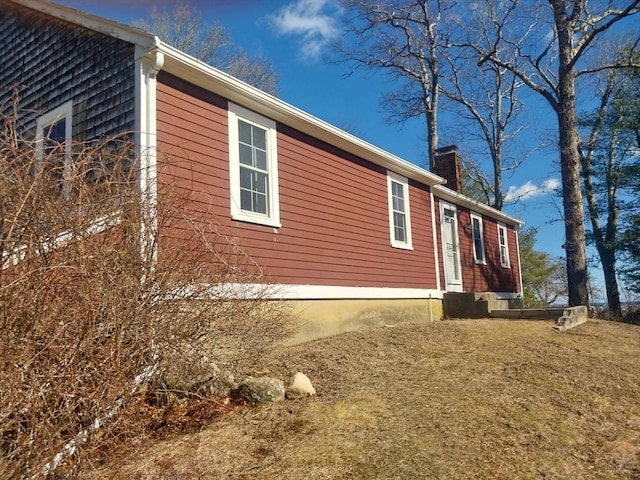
[470,213,486,264]
[387,171,412,250]
[228,103,280,227]
[498,223,510,268]
[36,101,73,198]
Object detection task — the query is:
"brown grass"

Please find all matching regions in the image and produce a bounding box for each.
[93,319,640,480]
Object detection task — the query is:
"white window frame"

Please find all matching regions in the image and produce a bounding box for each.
[470,212,486,265]
[387,171,413,250]
[228,102,280,228]
[36,101,73,198]
[498,223,510,268]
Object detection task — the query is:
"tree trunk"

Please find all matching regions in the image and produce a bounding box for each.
[598,247,622,317]
[555,6,590,308]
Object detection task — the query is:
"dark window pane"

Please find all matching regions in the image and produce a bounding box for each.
[240,166,252,189]
[254,192,267,214]
[254,149,267,171]
[253,171,267,194]
[240,188,252,211]
[239,144,253,166]
[394,212,406,242]
[238,120,252,144]
[253,127,266,150]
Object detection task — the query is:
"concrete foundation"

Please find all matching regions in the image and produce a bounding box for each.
[287,298,443,344]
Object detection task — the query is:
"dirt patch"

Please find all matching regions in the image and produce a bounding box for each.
[91,319,640,479]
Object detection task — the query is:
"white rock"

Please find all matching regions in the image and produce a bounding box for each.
[286,372,316,399]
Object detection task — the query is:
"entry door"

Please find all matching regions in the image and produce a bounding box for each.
[441,204,462,291]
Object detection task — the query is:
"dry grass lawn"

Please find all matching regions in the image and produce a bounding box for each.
[95,319,640,479]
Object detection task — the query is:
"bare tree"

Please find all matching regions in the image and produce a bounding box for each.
[336,0,455,169]
[580,46,640,318]
[475,0,640,307]
[443,1,527,211]
[135,4,279,96]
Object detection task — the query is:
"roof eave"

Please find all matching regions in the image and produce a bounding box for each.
[156,42,445,188]
[433,185,524,228]
[8,0,157,49]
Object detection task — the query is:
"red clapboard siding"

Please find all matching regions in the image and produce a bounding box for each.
[434,196,520,293]
[155,72,438,290]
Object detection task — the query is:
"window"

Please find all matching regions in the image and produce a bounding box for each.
[387,171,412,249]
[470,213,486,264]
[36,101,73,198]
[228,103,280,227]
[498,223,510,268]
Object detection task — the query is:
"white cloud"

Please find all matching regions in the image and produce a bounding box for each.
[269,0,341,59]
[504,178,560,202]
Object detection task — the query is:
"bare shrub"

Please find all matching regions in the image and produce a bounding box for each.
[0,108,293,478]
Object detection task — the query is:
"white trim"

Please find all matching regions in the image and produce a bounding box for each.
[175,283,444,300]
[135,46,163,264]
[470,212,487,265]
[36,100,73,199]
[440,201,463,292]
[386,171,413,250]
[2,212,122,270]
[430,190,441,291]
[497,222,511,268]
[10,0,158,48]
[515,229,524,297]
[433,185,522,229]
[228,102,281,228]
[155,42,445,189]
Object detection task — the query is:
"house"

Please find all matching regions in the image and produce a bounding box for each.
[1,0,523,340]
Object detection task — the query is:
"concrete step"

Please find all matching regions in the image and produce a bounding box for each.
[489,308,565,320]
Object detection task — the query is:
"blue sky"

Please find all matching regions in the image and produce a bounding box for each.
[56,0,606,298]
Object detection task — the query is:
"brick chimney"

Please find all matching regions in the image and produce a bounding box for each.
[433,145,462,193]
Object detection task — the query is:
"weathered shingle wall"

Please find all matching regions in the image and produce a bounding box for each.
[0,2,135,142]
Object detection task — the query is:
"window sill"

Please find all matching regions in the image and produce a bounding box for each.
[231,212,281,229]
[391,242,414,251]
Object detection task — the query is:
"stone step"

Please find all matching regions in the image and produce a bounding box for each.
[489,308,566,320]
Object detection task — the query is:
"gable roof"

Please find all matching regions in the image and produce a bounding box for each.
[7,0,523,228]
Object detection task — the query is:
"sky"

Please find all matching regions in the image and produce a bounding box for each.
[54,0,619,300]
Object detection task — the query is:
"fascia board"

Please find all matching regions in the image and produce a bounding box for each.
[9,0,157,48]
[433,185,524,229]
[157,42,446,188]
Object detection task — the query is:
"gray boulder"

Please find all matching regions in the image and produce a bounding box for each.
[232,376,285,404]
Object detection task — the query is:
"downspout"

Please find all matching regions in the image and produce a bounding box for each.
[135,43,164,265]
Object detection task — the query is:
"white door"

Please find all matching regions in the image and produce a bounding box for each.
[441,204,463,291]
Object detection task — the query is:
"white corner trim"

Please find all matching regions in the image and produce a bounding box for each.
[135,45,163,263]
[515,229,524,297]
[430,190,442,291]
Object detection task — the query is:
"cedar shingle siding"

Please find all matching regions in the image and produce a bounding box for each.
[0,2,135,142]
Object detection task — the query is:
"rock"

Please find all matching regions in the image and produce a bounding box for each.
[232,376,285,404]
[286,372,316,399]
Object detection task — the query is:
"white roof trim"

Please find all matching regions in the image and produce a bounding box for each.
[433,185,523,228]
[156,42,445,188]
[8,0,157,48]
